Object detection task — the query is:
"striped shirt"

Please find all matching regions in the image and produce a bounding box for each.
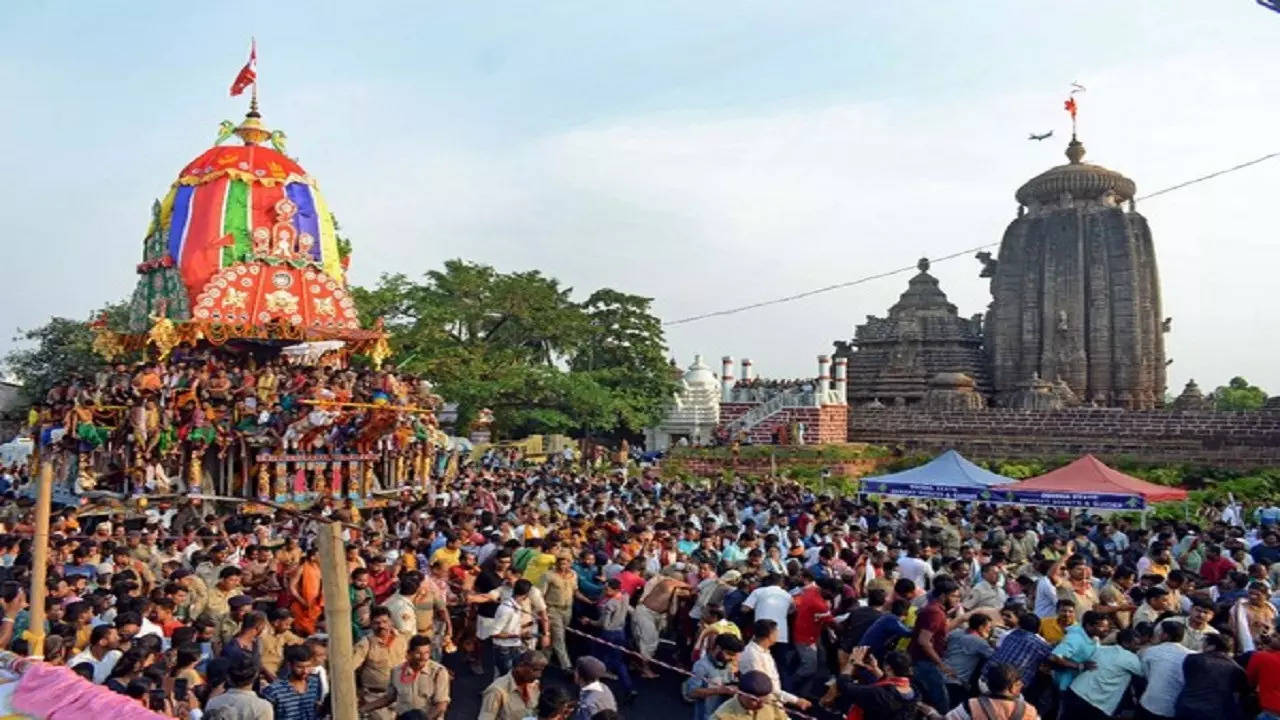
[261,674,323,720]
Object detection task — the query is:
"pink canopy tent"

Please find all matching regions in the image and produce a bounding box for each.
[998,454,1188,507]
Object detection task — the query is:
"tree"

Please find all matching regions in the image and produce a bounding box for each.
[1213,376,1268,411]
[4,301,131,404]
[351,261,675,439]
[571,289,677,435]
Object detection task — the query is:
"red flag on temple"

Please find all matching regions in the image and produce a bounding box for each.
[1064,96,1077,119]
[229,41,257,96]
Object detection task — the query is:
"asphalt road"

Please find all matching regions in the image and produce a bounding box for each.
[440,652,691,719]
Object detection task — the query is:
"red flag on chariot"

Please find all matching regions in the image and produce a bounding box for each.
[230,41,257,96]
[1064,96,1077,119]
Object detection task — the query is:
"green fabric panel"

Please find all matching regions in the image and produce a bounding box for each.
[222,179,251,265]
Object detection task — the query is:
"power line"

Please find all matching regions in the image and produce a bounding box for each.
[663,149,1280,327]
[664,243,997,327]
[1133,151,1280,201]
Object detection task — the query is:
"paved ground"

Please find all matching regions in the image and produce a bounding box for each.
[441,652,691,719]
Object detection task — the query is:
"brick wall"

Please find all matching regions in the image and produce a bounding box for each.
[720,403,752,425]
[818,405,849,444]
[718,403,849,445]
[847,408,1280,468]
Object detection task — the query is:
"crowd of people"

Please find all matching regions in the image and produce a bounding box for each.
[2,453,1280,720]
[20,348,448,497]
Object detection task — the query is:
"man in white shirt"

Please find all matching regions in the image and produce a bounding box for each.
[67,625,122,683]
[1138,620,1191,719]
[737,619,811,711]
[897,543,934,591]
[383,574,421,639]
[491,579,532,677]
[742,574,794,644]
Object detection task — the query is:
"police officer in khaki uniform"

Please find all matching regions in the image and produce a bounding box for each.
[360,635,450,720]
[352,607,408,720]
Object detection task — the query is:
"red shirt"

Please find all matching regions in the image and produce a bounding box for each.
[909,601,948,663]
[1199,556,1235,586]
[1248,649,1280,712]
[792,585,832,646]
[368,569,397,602]
[617,571,645,598]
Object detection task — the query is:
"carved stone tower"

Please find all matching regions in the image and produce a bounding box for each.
[984,137,1166,409]
[835,258,990,406]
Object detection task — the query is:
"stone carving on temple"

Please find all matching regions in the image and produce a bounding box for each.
[833,258,990,406]
[983,136,1166,409]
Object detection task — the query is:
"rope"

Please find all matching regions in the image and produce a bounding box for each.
[446,575,831,720]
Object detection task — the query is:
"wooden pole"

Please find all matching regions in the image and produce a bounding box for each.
[316,521,358,720]
[27,460,53,658]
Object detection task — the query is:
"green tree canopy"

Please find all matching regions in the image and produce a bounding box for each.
[1213,376,1268,411]
[351,260,676,439]
[4,301,131,404]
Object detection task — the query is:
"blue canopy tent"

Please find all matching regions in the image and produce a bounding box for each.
[860,449,1014,501]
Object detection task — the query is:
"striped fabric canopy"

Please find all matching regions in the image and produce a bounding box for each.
[162,144,343,305]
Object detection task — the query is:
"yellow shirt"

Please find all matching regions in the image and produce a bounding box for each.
[522,553,557,586]
[430,546,460,572]
[1039,617,1070,645]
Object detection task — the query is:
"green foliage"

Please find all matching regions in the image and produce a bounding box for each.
[570,289,675,433]
[4,301,131,404]
[1212,376,1268,411]
[331,214,353,260]
[350,260,676,438]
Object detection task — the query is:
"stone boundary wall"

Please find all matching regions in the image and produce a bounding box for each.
[846,408,1280,468]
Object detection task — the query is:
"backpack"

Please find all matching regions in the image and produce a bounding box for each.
[970,696,1025,720]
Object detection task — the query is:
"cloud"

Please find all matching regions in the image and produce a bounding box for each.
[344,45,1280,394]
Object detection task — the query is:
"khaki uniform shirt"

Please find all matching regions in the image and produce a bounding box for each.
[259,626,304,675]
[711,697,789,720]
[413,589,446,637]
[478,673,539,720]
[543,571,577,610]
[186,576,210,620]
[386,661,451,716]
[204,585,244,620]
[353,632,409,690]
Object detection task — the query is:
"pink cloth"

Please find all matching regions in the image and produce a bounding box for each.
[11,663,168,720]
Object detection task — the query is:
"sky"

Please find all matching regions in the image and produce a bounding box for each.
[3,1,1279,395]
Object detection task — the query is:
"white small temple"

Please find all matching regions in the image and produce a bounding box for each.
[644,354,722,451]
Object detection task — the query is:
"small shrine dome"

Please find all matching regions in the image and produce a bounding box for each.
[127,99,374,346]
[682,355,718,388]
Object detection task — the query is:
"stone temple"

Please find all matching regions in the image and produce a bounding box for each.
[833,258,989,406]
[984,136,1166,409]
[835,135,1167,410]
